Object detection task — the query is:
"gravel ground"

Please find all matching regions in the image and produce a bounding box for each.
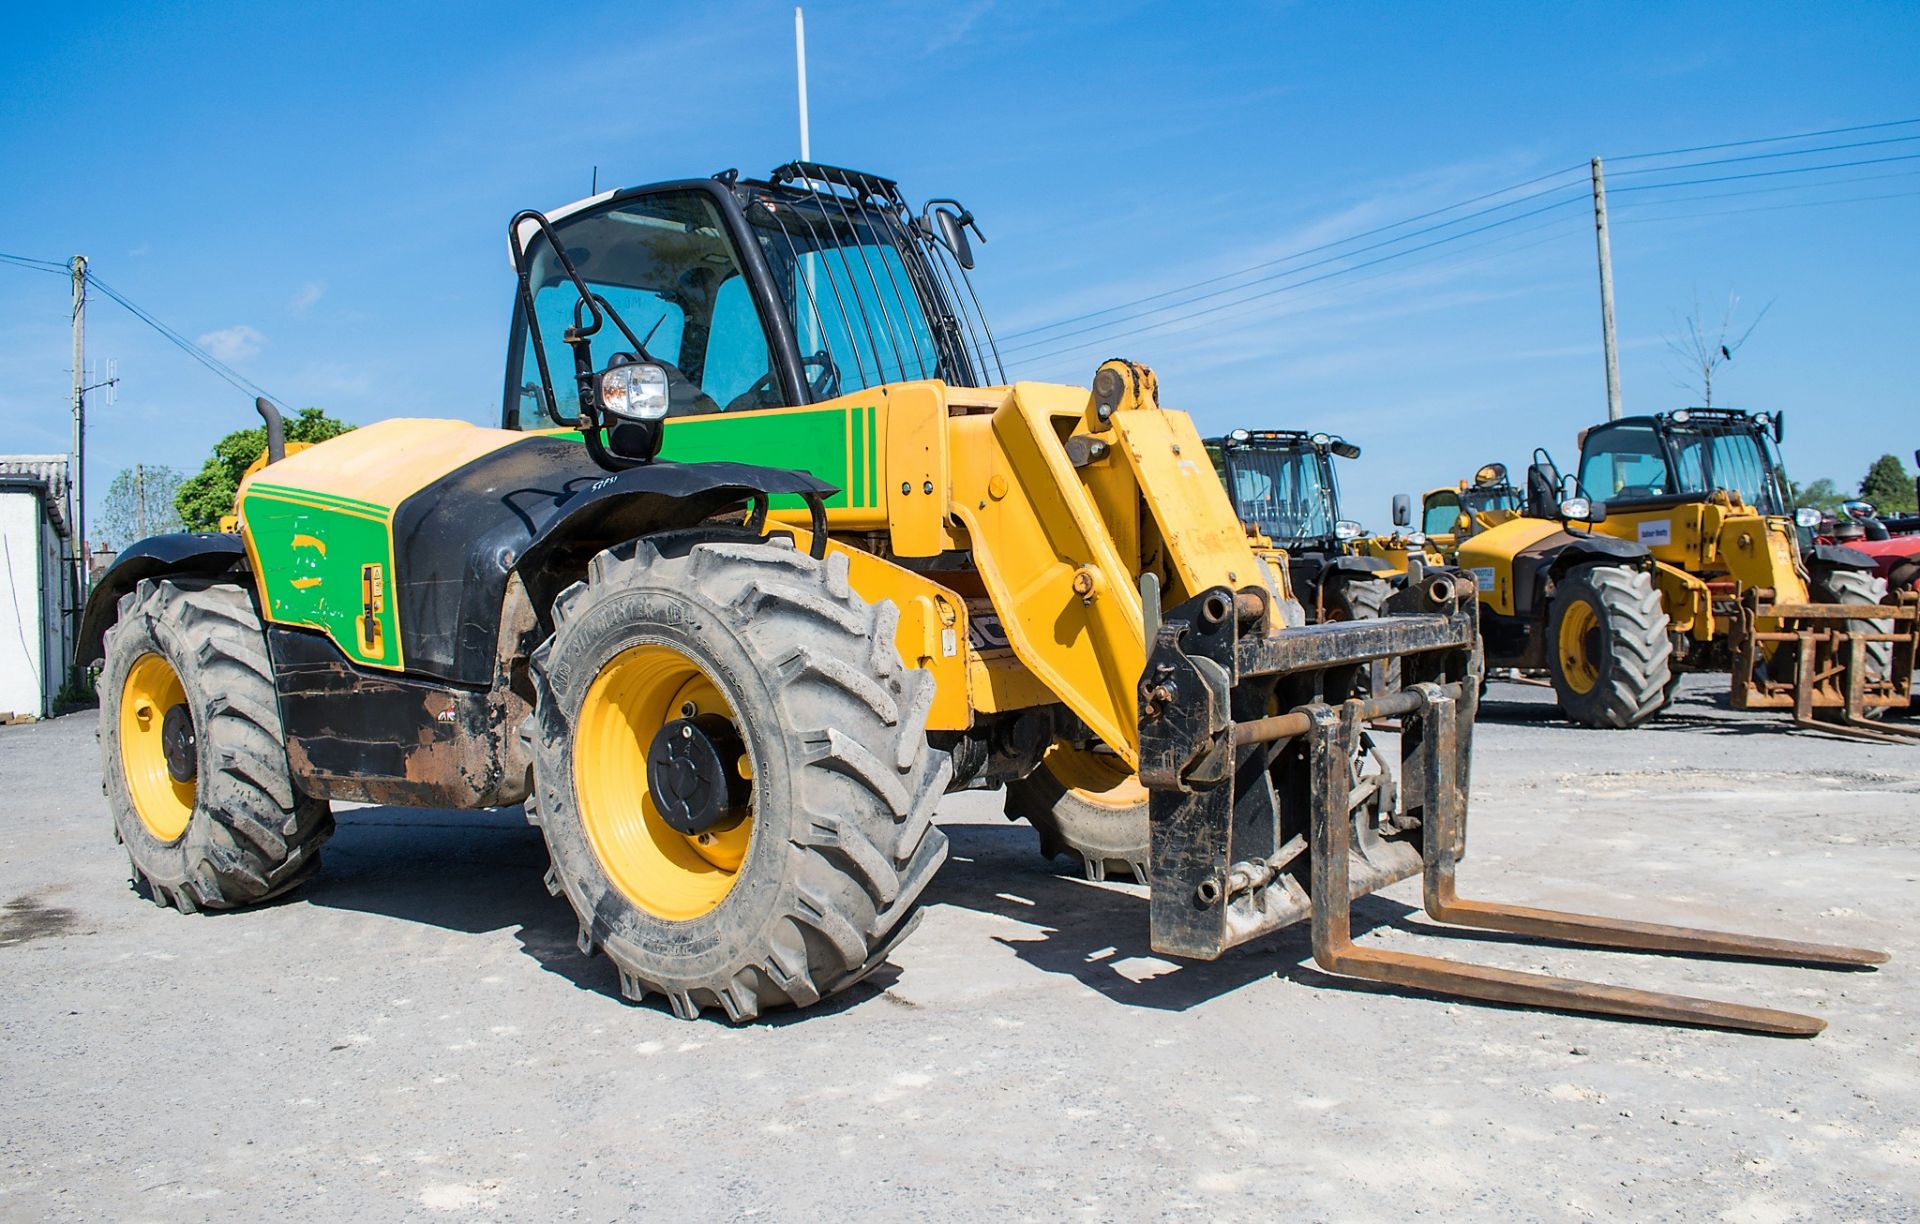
[1,675,1916,1221]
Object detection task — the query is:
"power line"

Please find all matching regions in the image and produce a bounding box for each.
[4,252,287,406]
[1013,150,1920,366]
[1606,133,1920,178]
[1611,189,1920,225]
[1015,193,1593,366]
[0,251,70,275]
[1597,166,1920,209]
[1000,181,1592,356]
[87,273,285,407]
[997,162,1590,342]
[1609,117,1920,163]
[1013,164,1912,374]
[1610,151,1920,194]
[998,121,1920,363]
[1020,211,1589,377]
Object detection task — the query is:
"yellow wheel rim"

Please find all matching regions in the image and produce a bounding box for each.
[573,643,753,921]
[1557,599,1601,696]
[1039,742,1146,810]
[119,652,196,842]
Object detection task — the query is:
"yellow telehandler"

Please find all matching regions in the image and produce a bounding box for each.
[79,165,1883,1030]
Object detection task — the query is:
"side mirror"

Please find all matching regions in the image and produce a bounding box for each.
[1391,493,1411,528]
[1773,411,1785,443]
[932,207,975,270]
[1330,440,1362,460]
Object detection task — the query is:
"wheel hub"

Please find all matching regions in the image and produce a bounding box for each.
[646,714,750,835]
[161,703,198,783]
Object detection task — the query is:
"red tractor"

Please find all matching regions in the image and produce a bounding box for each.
[1816,449,1920,599]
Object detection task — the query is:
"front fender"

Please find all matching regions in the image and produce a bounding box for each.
[513,459,837,617]
[77,533,250,668]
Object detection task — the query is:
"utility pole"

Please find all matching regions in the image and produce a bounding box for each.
[134,462,147,540]
[69,255,88,603]
[67,256,117,605]
[1590,157,1622,422]
[795,7,811,161]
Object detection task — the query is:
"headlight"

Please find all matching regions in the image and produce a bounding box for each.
[599,362,670,421]
[1794,507,1821,528]
[1671,408,1691,423]
[1310,432,1332,448]
[1405,531,1428,546]
[1752,412,1771,430]
[1229,428,1250,442]
[1334,519,1363,541]
[1559,496,1593,520]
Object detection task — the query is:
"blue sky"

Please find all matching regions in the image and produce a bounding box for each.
[2,1,1916,538]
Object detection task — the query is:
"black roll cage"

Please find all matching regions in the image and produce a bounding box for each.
[1207,431,1346,551]
[1577,409,1790,514]
[501,165,998,431]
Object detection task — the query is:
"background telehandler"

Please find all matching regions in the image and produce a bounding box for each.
[80,164,1884,1031]
[1570,408,1916,738]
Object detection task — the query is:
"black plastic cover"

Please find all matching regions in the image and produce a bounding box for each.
[76,534,249,668]
[388,437,837,685]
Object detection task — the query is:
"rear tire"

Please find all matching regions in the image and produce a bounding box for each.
[99,579,333,910]
[1324,573,1395,695]
[1005,746,1147,884]
[526,536,949,1022]
[1545,565,1673,729]
[1809,567,1893,685]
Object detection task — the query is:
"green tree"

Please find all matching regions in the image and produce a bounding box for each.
[1859,453,1917,514]
[175,407,354,530]
[1787,476,1847,513]
[99,463,185,546]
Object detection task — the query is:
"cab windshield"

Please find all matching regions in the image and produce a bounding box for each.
[1218,447,1338,544]
[1578,420,1790,515]
[1666,424,1790,515]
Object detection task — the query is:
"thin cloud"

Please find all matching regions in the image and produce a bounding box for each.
[290,281,326,315]
[196,324,266,362]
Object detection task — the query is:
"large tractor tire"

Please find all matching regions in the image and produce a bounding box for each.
[526,536,949,1022]
[1004,745,1148,884]
[1544,564,1673,729]
[1809,567,1894,686]
[99,579,333,911]
[1324,573,1395,696]
[1322,573,1390,622]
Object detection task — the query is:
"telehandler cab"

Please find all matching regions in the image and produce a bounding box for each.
[1570,408,1917,739]
[1202,429,1402,623]
[82,164,1884,1031]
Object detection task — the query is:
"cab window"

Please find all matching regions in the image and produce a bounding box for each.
[1578,424,1670,503]
[1423,492,1461,536]
[511,190,777,429]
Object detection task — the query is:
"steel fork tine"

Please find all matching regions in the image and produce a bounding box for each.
[1411,685,1889,969]
[1302,691,1863,1037]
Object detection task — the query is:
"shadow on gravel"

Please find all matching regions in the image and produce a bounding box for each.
[299,805,911,1022]
[294,802,1773,1026]
[299,804,639,1003]
[924,821,1420,1013]
[1475,685,1811,739]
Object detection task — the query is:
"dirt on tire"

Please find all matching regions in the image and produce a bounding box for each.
[99,578,333,910]
[526,535,949,1022]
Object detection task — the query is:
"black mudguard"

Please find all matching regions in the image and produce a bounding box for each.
[76,533,250,668]
[387,436,838,685]
[1512,530,1649,622]
[1324,554,1393,577]
[1808,543,1875,573]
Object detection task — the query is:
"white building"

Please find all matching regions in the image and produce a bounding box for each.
[0,457,76,720]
